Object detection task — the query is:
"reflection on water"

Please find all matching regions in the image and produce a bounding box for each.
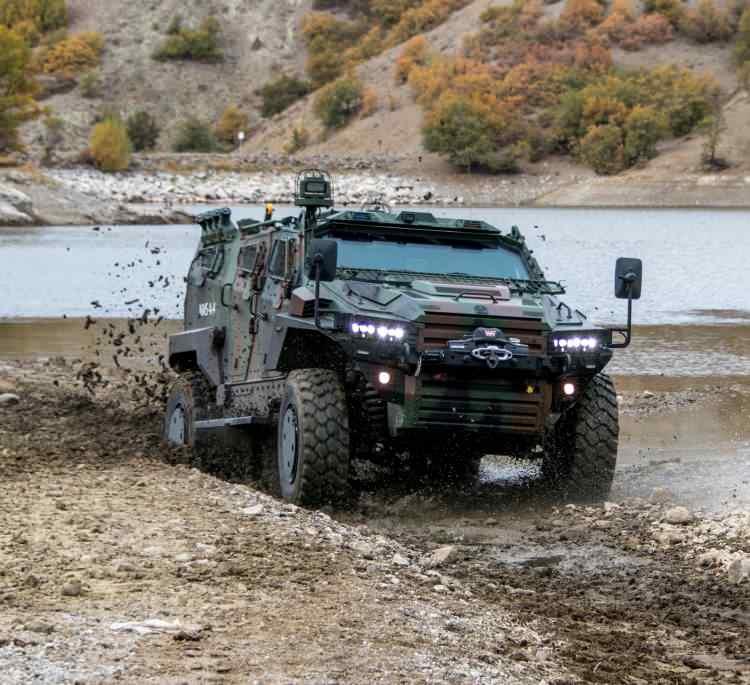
[0,206,748,323]
[609,324,750,376]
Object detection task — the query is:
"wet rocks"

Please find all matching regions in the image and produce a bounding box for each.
[420,545,458,569]
[650,487,673,504]
[392,553,410,567]
[61,579,83,597]
[664,506,694,525]
[0,393,20,406]
[0,183,36,225]
[727,556,750,584]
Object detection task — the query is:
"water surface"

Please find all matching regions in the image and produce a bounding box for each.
[1,206,748,324]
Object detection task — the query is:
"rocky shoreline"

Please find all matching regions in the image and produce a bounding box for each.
[1,158,749,227]
[1,358,749,683]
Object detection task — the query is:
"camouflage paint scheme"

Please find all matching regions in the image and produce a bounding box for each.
[169,183,616,455]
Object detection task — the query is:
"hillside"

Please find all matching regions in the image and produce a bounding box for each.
[2,0,749,213]
[250,0,750,179]
[22,0,313,157]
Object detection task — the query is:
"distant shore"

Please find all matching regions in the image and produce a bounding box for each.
[1,155,749,227]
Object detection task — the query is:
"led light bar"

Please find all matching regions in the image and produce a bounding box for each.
[350,321,405,341]
[552,335,601,351]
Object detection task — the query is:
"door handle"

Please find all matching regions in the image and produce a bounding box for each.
[221,283,232,307]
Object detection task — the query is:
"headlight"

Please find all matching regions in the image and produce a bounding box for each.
[350,320,405,341]
[551,333,604,352]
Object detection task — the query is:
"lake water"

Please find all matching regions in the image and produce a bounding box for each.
[1,206,748,325]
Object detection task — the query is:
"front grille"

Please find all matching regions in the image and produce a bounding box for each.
[418,312,547,355]
[415,376,547,433]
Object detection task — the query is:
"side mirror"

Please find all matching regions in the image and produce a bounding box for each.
[306,239,338,282]
[614,257,643,300]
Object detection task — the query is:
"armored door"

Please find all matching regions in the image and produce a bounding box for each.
[229,241,266,382]
[252,233,299,373]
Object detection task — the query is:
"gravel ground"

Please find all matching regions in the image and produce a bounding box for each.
[1,360,750,683]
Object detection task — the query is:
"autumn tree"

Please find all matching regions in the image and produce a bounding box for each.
[90,117,131,172]
[0,25,37,151]
[699,92,728,168]
[579,124,625,174]
[623,105,667,164]
[126,110,160,151]
[314,75,364,128]
[39,32,103,75]
[214,105,249,144]
[257,75,310,118]
[681,0,732,43]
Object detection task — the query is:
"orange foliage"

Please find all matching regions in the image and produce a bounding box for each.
[361,87,379,116]
[394,35,430,83]
[40,32,103,75]
[560,0,605,30]
[582,95,629,128]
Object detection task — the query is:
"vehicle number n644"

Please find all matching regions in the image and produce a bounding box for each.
[198,302,217,317]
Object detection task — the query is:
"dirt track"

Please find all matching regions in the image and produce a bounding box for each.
[1,360,750,683]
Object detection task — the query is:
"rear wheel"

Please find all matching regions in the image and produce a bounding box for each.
[542,373,619,501]
[276,369,350,506]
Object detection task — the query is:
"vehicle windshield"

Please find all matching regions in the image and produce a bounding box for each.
[332,236,530,280]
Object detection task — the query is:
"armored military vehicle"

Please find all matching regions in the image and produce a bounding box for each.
[165,170,643,505]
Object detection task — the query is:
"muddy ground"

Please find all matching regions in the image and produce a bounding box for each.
[1,355,750,683]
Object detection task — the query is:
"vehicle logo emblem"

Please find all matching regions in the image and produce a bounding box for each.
[474,304,488,315]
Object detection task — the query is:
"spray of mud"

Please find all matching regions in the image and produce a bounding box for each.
[65,231,182,410]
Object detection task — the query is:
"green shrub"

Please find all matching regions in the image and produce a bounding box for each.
[314,75,364,128]
[126,110,160,151]
[579,124,625,174]
[214,104,249,144]
[623,105,667,164]
[0,0,67,34]
[738,60,750,90]
[257,75,311,118]
[422,92,527,172]
[735,8,750,63]
[79,69,101,98]
[284,125,310,154]
[173,117,218,152]
[90,118,131,172]
[154,17,222,61]
[301,13,366,86]
[423,95,495,170]
[554,90,586,148]
[643,0,684,26]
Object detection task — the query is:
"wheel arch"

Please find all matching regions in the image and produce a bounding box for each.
[273,327,347,375]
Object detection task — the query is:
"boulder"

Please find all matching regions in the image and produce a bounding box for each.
[664,506,693,525]
[420,545,458,568]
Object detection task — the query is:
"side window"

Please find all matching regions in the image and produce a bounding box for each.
[286,240,297,276]
[269,241,287,278]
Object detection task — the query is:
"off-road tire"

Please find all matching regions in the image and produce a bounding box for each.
[276,369,350,506]
[163,372,214,468]
[542,373,619,501]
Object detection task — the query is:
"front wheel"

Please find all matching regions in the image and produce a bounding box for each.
[276,369,350,506]
[542,373,619,501]
[163,372,213,467]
